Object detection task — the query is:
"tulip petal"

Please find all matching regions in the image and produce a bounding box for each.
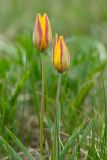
[33,13,52,52]
[61,37,70,71]
[44,14,52,48]
[45,14,49,46]
[60,36,63,72]
[52,34,70,73]
[35,15,43,49]
[55,38,62,72]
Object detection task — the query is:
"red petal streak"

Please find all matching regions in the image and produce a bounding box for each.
[60,39,63,71]
[37,17,42,48]
[45,16,49,47]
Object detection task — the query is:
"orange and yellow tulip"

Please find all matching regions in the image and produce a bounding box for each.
[52,34,70,73]
[33,13,52,52]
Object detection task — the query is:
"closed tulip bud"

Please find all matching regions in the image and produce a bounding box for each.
[53,34,70,73]
[33,13,52,52]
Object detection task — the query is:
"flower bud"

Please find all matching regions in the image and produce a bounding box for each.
[33,13,52,52]
[53,34,70,73]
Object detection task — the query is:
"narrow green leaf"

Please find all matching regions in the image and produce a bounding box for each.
[74,81,93,108]
[5,126,35,160]
[60,121,85,160]
[69,118,95,160]
[0,135,22,160]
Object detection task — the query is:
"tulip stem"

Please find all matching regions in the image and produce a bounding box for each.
[52,73,62,160]
[40,54,45,160]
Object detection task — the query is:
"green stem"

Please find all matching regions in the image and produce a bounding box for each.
[40,54,45,159]
[56,74,62,160]
[52,74,62,160]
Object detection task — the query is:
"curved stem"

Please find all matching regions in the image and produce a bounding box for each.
[40,54,45,160]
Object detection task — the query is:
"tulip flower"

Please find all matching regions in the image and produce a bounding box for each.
[33,13,52,52]
[52,34,70,160]
[53,34,70,73]
[33,13,52,159]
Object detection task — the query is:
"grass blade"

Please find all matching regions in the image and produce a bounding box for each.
[5,126,35,160]
[60,121,85,160]
[0,135,22,160]
[69,118,95,160]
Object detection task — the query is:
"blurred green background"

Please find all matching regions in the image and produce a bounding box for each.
[0,0,107,45]
[0,0,107,159]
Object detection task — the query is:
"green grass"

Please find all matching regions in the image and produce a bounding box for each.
[0,0,107,159]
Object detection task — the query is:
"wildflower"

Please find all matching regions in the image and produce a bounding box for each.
[53,34,70,73]
[33,13,52,52]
